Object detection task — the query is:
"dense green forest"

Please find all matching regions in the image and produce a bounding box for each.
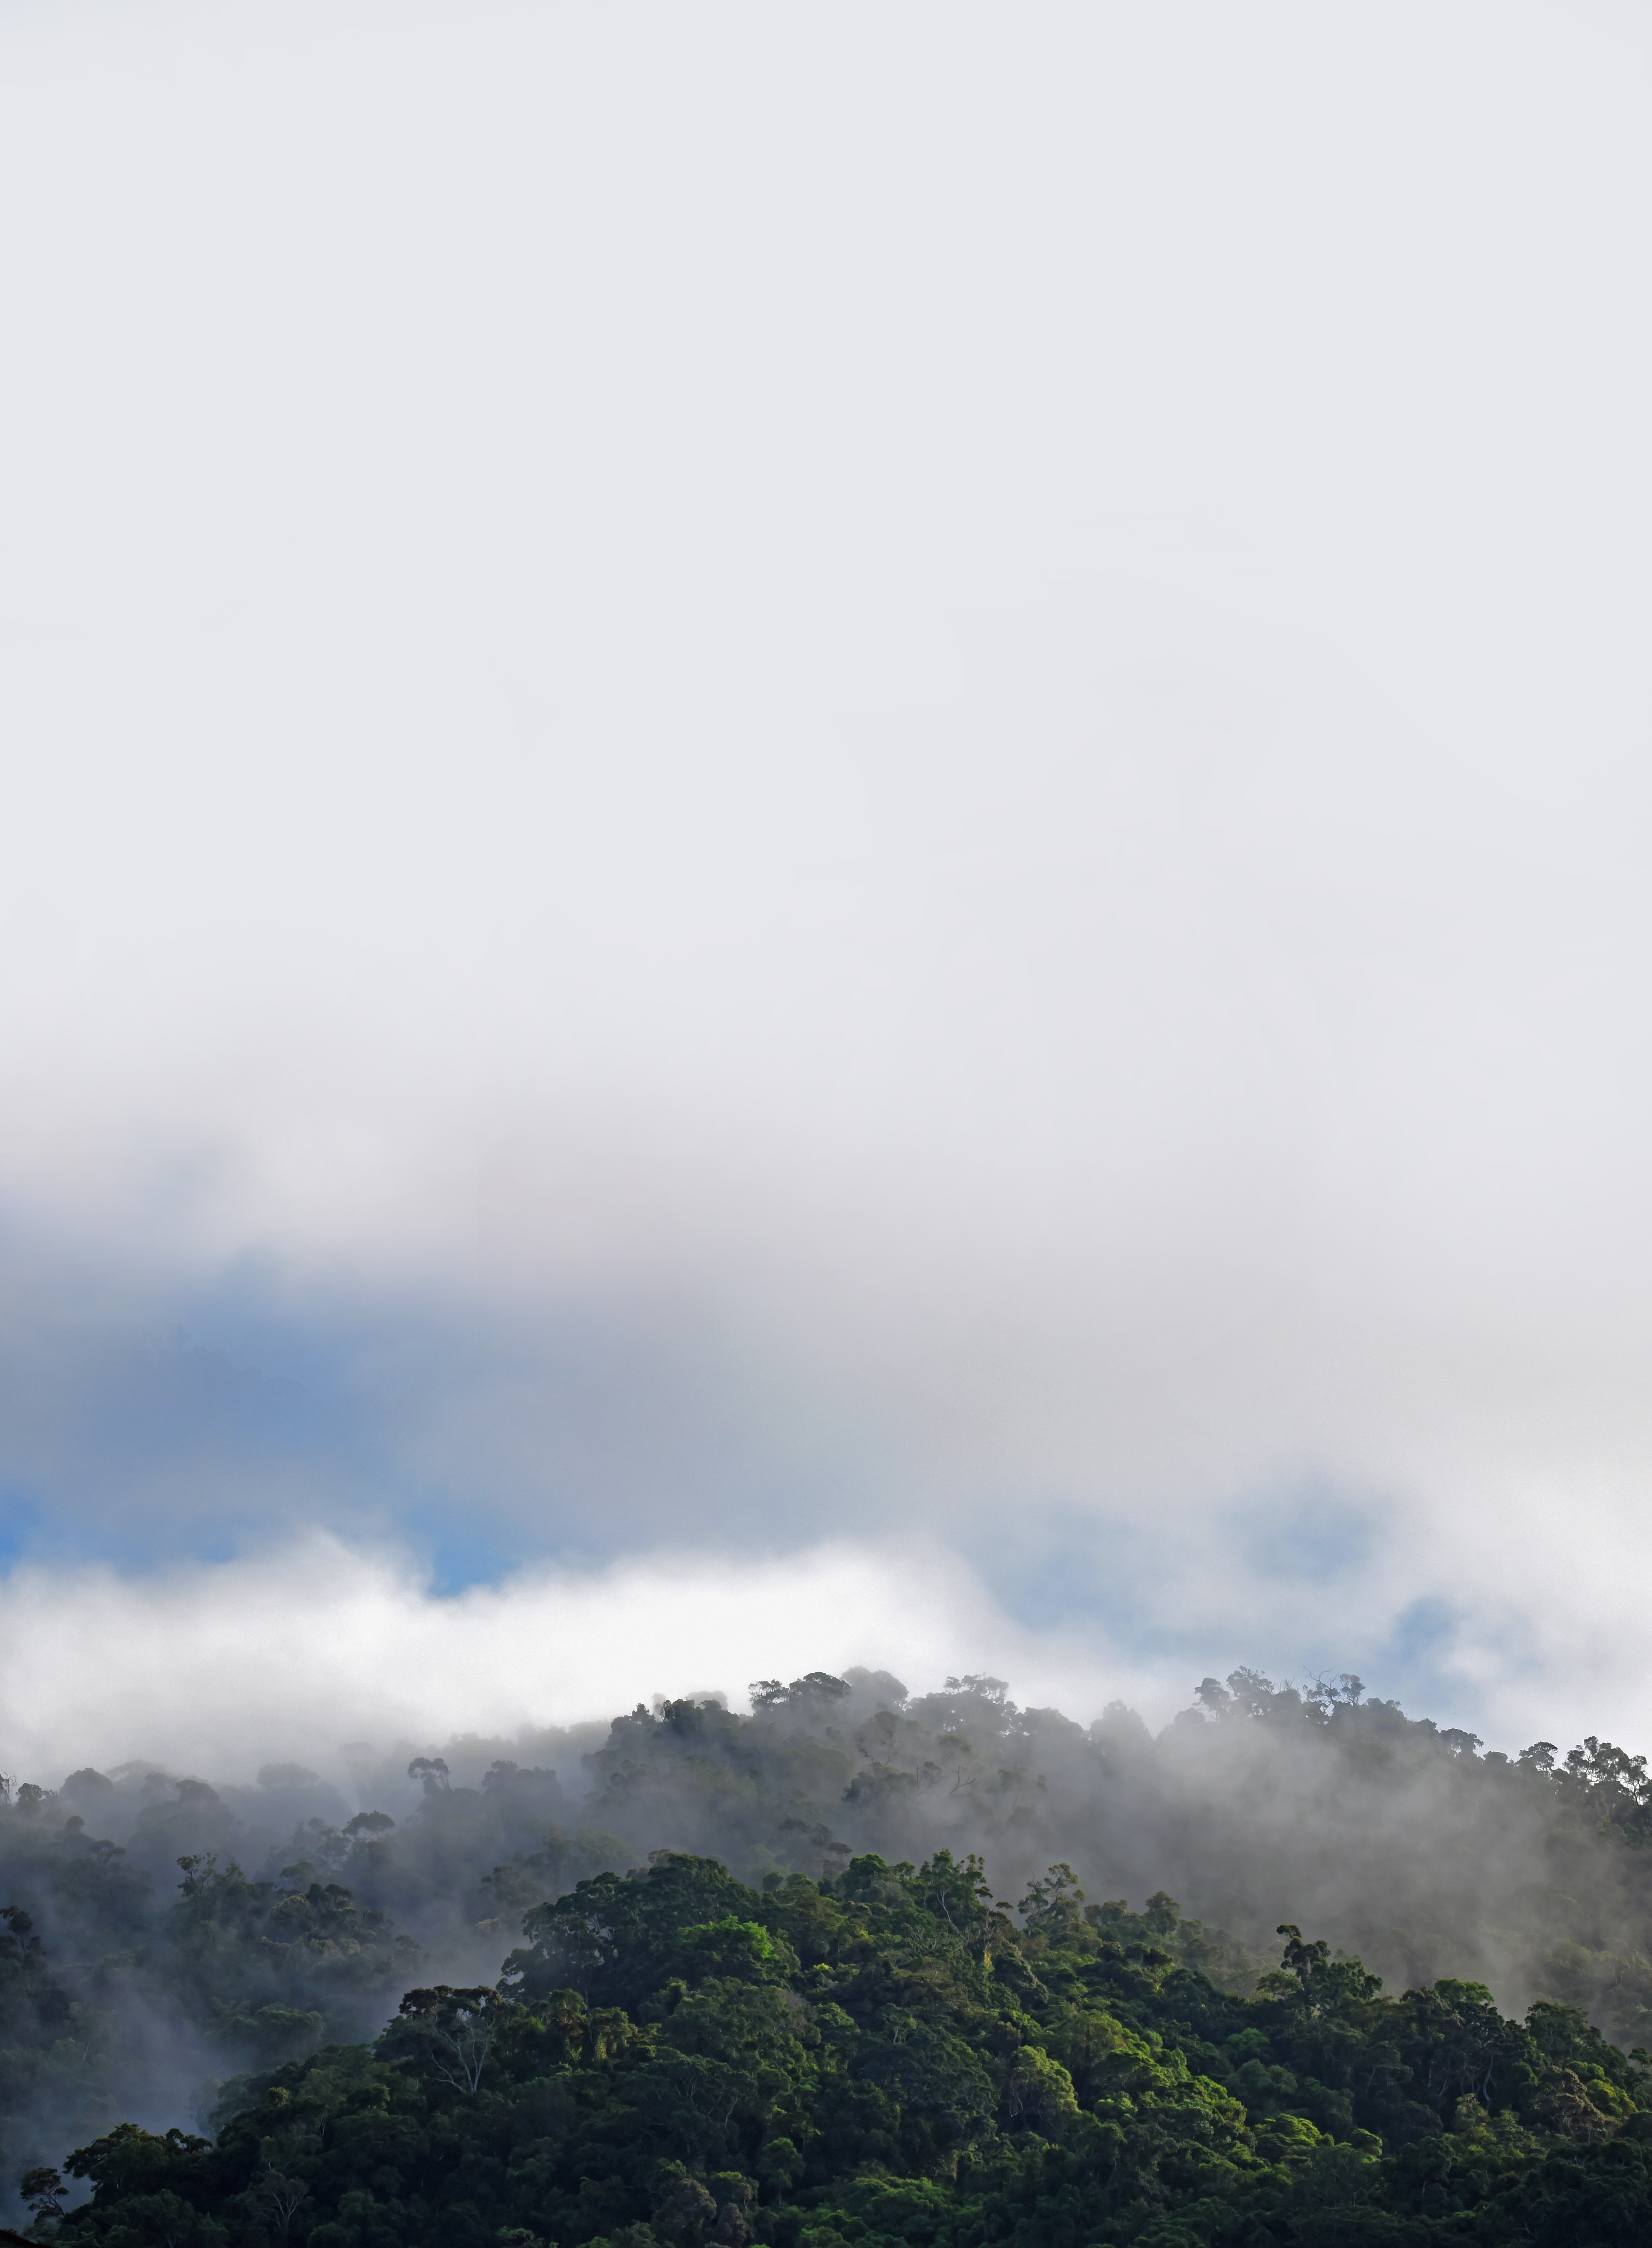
[5,1668,1652,2242]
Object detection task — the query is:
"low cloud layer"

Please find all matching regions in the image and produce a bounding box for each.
[0,1527,1638,1794]
[0,1535,1120,1786]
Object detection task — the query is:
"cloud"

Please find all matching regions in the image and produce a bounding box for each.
[0,0,1650,1757]
[0,1518,1634,1794]
[0,1535,1142,1788]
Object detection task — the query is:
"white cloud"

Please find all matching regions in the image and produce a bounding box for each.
[0,0,1649,1754]
[0,1515,1642,1795]
[0,1535,1163,1787]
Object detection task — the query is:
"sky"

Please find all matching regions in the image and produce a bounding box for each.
[1,0,1651,1779]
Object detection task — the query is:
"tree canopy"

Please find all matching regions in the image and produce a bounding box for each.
[6,1665,1652,2241]
[19,1847,1652,2247]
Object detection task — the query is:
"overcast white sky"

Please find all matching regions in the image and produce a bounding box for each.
[2,0,1651,1777]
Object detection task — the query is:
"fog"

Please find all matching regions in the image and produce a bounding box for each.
[7,1656,1652,2224]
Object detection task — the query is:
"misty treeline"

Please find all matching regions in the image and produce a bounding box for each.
[3,1666,1652,2242]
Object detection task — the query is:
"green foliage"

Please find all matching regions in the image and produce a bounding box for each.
[25,1848,1652,2247]
[0,1813,419,2202]
[13,1665,1652,2235]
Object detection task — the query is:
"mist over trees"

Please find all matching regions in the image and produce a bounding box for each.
[5,1665,1652,2241]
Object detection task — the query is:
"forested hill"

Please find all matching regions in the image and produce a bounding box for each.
[4,1666,1652,2238]
[15,1848,1652,2247]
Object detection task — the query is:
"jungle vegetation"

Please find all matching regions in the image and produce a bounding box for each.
[4,1667,1652,2243]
